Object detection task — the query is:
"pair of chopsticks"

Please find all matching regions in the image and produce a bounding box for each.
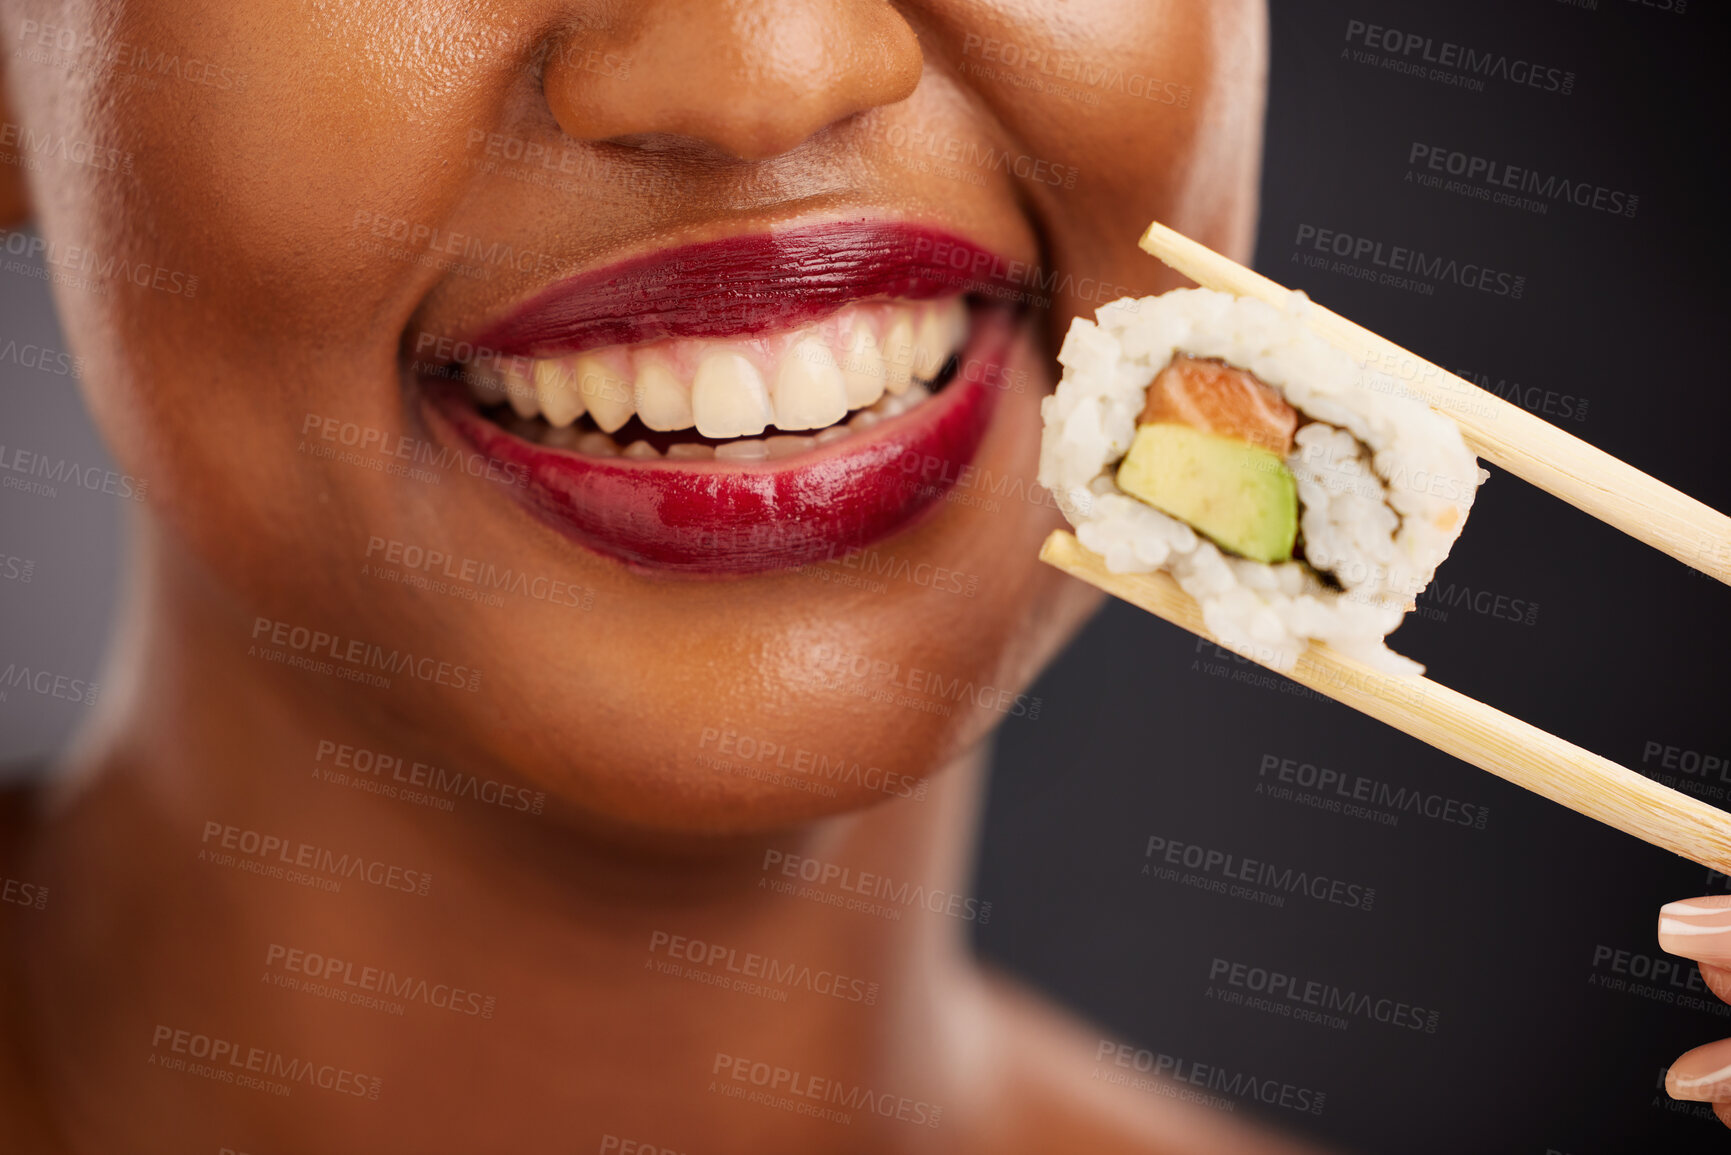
[1038,221,1731,873]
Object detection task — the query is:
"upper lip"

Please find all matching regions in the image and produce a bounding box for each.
[440,218,1036,362]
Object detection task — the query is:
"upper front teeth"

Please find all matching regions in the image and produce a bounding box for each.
[770,338,848,431]
[693,351,773,438]
[462,297,968,438]
[634,356,691,431]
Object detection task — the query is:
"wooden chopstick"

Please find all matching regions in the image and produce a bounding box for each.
[1040,529,1731,873]
[1137,221,1731,586]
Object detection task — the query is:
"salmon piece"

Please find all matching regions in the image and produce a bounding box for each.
[1139,356,1298,456]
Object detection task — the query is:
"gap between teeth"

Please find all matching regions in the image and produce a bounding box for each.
[464,296,968,440]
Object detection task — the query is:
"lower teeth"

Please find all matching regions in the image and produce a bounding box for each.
[494,379,935,461]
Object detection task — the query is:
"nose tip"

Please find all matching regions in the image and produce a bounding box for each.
[543,0,923,162]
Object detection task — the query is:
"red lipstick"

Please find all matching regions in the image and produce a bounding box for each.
[418,222,1030,576]
[467,220,1027,358]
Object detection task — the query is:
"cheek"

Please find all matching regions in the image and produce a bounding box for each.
[940,0,1265,311]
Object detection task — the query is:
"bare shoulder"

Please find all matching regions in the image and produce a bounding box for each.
[0,778,70,1155]
[968,967,1340,1155]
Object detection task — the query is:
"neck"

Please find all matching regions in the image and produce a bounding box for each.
[21,526,1000,1154]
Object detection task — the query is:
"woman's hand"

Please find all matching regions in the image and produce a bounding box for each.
[1659,895,1731,1126]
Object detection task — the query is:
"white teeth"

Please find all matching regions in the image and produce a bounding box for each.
[692,351,773,438]
[941,297,969,353]
[506,364,542,418]
[533,360,586,428]
[772,338,849,431]
[910,303,956,381]
[881,313,915,396]
[576,431,620,457]
[838,319,886,409]
[714,438,771,461]
[534,378,933,462]
[814,425,852,446]
[575,355,635,433]
[460,296,972,449]
[634,356,693,431]
[764,434,816,458]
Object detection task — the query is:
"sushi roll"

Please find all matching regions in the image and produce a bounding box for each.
[1037,287,1485,674]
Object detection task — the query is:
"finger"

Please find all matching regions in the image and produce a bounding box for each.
[1716,1101,1731,1130]
[1658,896,1731,972]
[1700,962,1731,1005]
[1666,1038,1731,1102]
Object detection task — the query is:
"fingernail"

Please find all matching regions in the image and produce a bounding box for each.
[1668,1038,1731,1101]
[1657,895,1731,963]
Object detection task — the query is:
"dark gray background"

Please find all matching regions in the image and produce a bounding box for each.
[2,1,1727,1152]
[975,2,1731,1154]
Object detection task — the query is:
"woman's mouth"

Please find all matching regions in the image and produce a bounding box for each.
[413,223,1030,576]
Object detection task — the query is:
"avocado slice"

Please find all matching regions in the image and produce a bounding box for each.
[1115,422,1298,564]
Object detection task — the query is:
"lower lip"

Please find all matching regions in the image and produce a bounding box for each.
[421,308,1013,576]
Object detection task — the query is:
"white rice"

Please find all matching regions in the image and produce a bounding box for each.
[1037,288,1484,675]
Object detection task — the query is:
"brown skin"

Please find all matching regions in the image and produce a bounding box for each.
[0,1,1346,1151]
